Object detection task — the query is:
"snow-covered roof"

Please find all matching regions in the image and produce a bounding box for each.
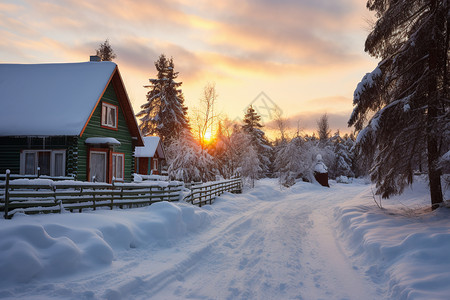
[85,137,121,146]
[0,62,117,136]
[135,136,164,158]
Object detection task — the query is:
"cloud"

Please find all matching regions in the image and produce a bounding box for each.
[303,96,354,112]
[181,0,367,71]
[265,110,354,136]
[3,0,370,79]
[111,37,205,82]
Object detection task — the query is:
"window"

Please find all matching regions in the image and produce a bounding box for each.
[21,150,66,176]
[112,153,124,181]
[24,152,36,175]
[89,151,107,182]
[153,159,158,170]
[101,102,118,129]
[52,151,65,177]
[38,152,51,175]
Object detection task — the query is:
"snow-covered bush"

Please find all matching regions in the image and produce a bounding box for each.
[336,175,352,184]
[274,136,312,187]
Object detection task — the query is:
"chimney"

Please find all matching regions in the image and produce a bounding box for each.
[90,55,101,62]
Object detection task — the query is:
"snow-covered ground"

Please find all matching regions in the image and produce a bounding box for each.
[0,177,449,300]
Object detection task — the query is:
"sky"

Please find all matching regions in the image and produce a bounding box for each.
[0,0,378,138]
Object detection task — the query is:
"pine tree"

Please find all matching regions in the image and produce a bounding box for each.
[228,124,250,177]
[349,0,449,208]
[317,113,331,143]
[332,133,355,178]
[95,39,116,61]
[136,54,190,145]
[239,138,261,188]
[242,106,273,177]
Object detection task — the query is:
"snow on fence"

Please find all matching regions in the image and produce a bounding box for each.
[0,173,75,181]
[0,172,183,219]
[0,172,243,218]
[183,178,243,207]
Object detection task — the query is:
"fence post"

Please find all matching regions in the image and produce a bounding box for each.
[92,187,96,211]
[209,185,213,205]
[4,170,10,219]
[53,185,62,214]
[110,184,114,210]
[119,187,124,209]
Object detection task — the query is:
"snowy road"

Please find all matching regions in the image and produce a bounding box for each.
[136,186,377,300]
[1,180,384,300]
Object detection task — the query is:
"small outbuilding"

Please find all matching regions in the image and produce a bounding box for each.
[134,136,166,175]
[0,58,144,183]
[313,154,330,187]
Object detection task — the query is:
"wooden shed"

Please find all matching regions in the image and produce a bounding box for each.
[0,59,144,183]
[134,136,166,175]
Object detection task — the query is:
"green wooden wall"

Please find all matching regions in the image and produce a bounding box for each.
[76,82,135,182]
[0,136,75,175]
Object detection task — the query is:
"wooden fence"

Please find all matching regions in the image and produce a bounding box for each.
[184,178,242,207]
[0,172,183,219]
[0,173,243,218]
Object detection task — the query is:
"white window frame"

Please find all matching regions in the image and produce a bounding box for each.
[153,159,158,171]
[101,102,118,129]
[20,150,66,176]
[51,150,66,177]
[112,153,125,181]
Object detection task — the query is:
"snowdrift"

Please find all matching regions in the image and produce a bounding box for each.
[335,177,450,299]
[0,202,211,284]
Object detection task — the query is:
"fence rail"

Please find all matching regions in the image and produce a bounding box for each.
[184,178,242,207]
[0,172,242,218]
[0,172,183,219]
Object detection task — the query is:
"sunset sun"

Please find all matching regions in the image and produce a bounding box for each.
[203,129,213,144]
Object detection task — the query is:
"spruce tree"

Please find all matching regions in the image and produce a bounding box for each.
[95,39,116,61]
[317,113,331,142]
[136,54,190,145]
[242,106,273,177]
[332,133,355,179]
[349,0,449,208]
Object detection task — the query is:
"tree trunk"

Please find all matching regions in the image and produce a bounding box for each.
[427,2,444,210]
[427,134,443,210]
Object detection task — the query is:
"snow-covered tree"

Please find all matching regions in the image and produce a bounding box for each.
[239,138,261,188]
[332,133,355,178]
[274,136,312,187]
[349,0,449,208]
[213,121,233,178]
[228,124,251,177]
[95,39,116,61]
[317,113,331,143]
[166,129,216,182]
[136,54,190,145]
[192,82,219,149]
[242,106,273,177]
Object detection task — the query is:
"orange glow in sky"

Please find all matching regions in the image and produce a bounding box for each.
[0,0,377,137]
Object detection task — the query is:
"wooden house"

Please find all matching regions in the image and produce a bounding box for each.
[0,58,144,183]
[134,136,166,175]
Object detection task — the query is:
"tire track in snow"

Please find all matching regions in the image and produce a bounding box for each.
[141,196,315,299]
[104,183,380,300]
